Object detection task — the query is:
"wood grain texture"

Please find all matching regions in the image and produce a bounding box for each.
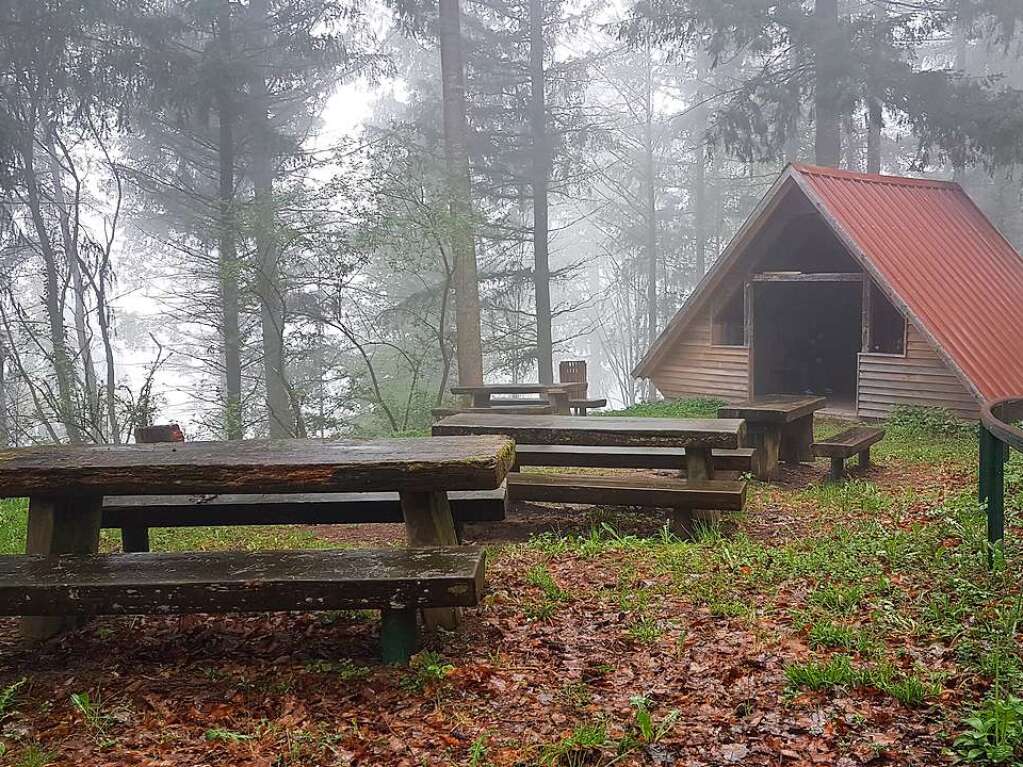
[812,427,886,458]
[433,414,745,449]
[451,384,569,396]
[648,307,750,402]
[0,548,486,616]
[101,487,508,528]
[507,473,747,510]
[0,436,516,497]
[514,445,754,472]
[718,395,826,423]
[857,324,979,420]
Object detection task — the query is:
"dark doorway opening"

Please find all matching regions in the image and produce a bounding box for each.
[752,281,862,408]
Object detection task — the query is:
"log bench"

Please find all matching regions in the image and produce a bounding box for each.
[507,472,747,534]
[431,405,553,419]
[812,426,886,481]
[105,487,508,552]
[0,547,485,664]
[513,444,755,473]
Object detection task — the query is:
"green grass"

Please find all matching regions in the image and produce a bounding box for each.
[602,397,726,419]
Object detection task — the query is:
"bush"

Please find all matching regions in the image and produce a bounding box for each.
[887,405,974,438]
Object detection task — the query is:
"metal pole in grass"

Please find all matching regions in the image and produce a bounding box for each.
[979,425,1005,568]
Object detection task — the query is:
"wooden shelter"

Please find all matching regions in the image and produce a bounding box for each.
[634,164,1023,420]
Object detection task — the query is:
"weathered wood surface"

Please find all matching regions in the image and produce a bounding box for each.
[0,436,515,497]
[648,307,750,403]
[718,395,826,423]
[23,495,103,638]
[102,487,508,528]
[0,548,486,616]
[858,324,979,420]
[433,414,745,449]
[569,398,607,409]
[432,406,553,418]
[513,445,755,472]
[751,272,863,283]
[507,473,747,510]
[812,427,886,458]
[450,384,569,396]
[135,424,184,443]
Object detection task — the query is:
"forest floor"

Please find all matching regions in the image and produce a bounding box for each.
[0,413,1020,766]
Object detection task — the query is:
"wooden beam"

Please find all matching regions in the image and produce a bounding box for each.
[751,272,864,283]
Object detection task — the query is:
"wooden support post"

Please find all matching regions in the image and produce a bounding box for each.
[745,424,780,480]
[23,494,103,640]
[858,448,871,470]
[121,526,150,553]
[828,457,845,482]
[780,416,814,464]
[681,447,717,533]
[471,391,491,408]
[399,490,460,630]
[548,390,571,415]
[380,607,418,665]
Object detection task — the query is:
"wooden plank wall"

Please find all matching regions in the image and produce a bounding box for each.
[649,309,750,402]
[857,323,979,420]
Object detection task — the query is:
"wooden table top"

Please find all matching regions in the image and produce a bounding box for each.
[718,395,827,423]
[450,383,569,396]
[433,414,745,449]
[0,436,516,497]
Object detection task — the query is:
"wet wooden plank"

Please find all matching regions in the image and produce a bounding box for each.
[514,445,754,472]
[101,487,508,528]
[433,414,745,449]
[0,436,516,497]
[812,427,886,458]
[0,548,486,616]
[719,395,826,423]
[450,384,569,396]
[507,473,747,510]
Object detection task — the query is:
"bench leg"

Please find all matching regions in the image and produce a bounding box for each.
[829,457,845,482]
[380,607,418,665]
[399,490,460,630]
[668,509,693,538]
[858,448,871,471]
[23,494,103,641]
[746,425,780,480]
[121,526,150,553]
[780,416,814,464]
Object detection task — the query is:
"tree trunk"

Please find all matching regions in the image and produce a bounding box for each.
[693,141,707,282]
[45,139,98,432]
[248,0,293,438]
[643,42,658,348]
[21,137,82,443]
[438,0,483,386]
[866,99,882,173]
[529,0,553,384]
[216,0,243,439]
[813,0,842,168]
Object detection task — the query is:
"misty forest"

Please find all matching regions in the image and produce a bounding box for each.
[0,0,1019,442]
[4,1,1023,765]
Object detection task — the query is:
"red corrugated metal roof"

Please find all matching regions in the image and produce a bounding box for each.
[791,163,1023,402]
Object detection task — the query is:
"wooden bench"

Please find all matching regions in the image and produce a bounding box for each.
[812,426,886,481]
[431,405,553,419]
[507,472,747,534]
[105,487,507,551]
[0,547,485,664]
[513,445,755,473]
[569,398,607,416]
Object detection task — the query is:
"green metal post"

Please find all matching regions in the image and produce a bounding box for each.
[980,426,1005,566]
[380,607,418,665]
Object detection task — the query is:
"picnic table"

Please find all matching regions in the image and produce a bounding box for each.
[433,413,747,533]
[718,395,826,480]
[0,436,514,652]
[450,383,576,414]
[434,412,744,479]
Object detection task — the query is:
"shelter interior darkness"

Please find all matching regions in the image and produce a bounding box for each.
[752,281,862,407]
